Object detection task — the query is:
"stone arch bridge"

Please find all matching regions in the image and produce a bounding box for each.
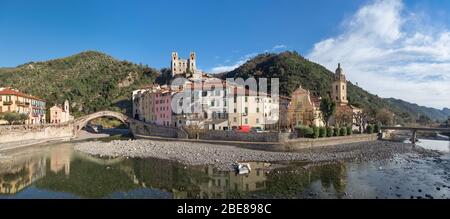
[70,111,187,139]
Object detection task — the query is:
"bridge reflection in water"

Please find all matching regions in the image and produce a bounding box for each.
[0,142,348,199]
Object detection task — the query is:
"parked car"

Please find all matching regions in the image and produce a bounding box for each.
[237,125,251,133]
[251,127,265,133]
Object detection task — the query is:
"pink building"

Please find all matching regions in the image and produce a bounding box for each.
[154,90,173,126]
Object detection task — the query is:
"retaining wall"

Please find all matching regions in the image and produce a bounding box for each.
[0,124,74,146]
[283,134,379,151]
[198,130,297,142]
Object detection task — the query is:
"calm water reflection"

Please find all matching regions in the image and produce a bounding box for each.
[0,139,449,199]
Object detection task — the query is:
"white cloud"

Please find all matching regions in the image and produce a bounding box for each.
[307,0,450,109]
[211,45,288,74]
[210,52,258,74]
[273,44,287,50]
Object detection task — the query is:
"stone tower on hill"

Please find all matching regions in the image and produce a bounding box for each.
[171,52,197,77]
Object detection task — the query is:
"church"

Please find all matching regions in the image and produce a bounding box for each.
[330,63,362,127]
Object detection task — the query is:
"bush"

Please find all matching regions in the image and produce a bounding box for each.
[296,126,314,138]
[312,126,320,139]
[366,125,374,134]
[340,127,347,136]
[346,126,352,135]
[319,127,327,138]
[374,122,382,133]
[326,127,334,137]
[334,127,340,136]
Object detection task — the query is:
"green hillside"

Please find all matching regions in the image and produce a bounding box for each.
[384,98,450,122]
[0,51,158,117]
[216,51,448,123]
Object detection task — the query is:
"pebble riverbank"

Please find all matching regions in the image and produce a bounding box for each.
[74,139,441,170]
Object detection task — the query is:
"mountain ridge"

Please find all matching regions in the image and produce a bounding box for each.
[216,51,449,123]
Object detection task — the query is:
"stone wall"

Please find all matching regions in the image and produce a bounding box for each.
[129,120,188,139]
[283,134,379,151]
[0,124,74,145]
[198,130,297,142]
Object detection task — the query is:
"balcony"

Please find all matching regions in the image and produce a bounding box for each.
[2,100,13,105]
[16,101,31,107]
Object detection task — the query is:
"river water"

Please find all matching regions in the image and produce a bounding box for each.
[0,138,449,199]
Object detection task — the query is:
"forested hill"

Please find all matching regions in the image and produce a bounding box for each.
[0,51,158,117]
[216,51,449,123]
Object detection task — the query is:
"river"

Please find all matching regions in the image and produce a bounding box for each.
[0,138,449,199]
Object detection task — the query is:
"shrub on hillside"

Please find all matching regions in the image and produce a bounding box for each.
[319,127,327,138]
[327,127,334,137]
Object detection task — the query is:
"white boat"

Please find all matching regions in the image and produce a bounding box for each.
[235,162,252,175]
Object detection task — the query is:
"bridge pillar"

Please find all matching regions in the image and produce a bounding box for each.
[412,130,417,144]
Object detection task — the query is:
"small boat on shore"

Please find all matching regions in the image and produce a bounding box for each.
[234,162,251,175]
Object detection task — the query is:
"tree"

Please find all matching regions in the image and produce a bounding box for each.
[335,110,352,127]
[353,109,373,134]
[1,112,28,125]
[320,97,336,127]
[375,108,394,126]
[417,115,431,126]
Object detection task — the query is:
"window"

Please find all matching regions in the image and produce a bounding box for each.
[256,118,260,124]
[336,96,339,100]
[343,85,345,90]
[245,107,248,114]
[233,117,237,122]
[234,108,237,113]
[245,97,248,102]
[245,118,248,124]
[336,85,338,91]
[256,107,260,113]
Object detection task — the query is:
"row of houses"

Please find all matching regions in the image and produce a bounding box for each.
[132,52,361,131]
[0,87,73,125]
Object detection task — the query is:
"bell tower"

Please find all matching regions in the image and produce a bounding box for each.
[189,52,197,73]
[171,52,179,76]
[331,63,348,106]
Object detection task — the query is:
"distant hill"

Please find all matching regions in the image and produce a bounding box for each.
[0,51,158,117]
[384,98,450,122]
[216,51,449,123]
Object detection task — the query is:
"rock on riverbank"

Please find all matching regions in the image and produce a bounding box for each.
[74,139,440,170]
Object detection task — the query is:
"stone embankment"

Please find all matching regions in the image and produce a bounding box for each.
[74,139,439,170]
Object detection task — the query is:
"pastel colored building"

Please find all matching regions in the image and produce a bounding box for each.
[287,86,324,127]
[0,87,46,125]
[49,100,74,124]
[154,89,174,126]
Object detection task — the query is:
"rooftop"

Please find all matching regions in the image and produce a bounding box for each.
[0,87,46,102]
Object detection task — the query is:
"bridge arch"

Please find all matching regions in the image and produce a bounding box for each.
[72,111,131,136]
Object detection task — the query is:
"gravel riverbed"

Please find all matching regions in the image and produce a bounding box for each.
[74,139,441,170]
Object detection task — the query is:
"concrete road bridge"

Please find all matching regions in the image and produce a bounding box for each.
[381,126,450,143]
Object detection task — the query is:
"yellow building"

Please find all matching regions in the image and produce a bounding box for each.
[0,87,46,125]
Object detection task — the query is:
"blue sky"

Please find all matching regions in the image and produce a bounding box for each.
[1,0,450,109]
[0,0,361,69]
